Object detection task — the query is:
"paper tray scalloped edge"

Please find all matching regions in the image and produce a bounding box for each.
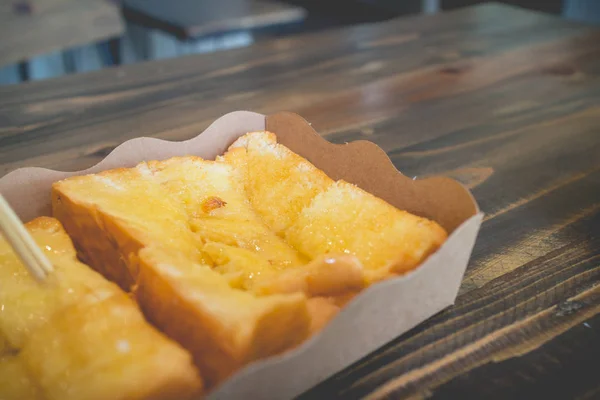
[0,110,483,400]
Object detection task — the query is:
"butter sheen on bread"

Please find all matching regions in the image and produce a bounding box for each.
[0,217,202,400]
[52,130,448,393]
[52,157,313,389]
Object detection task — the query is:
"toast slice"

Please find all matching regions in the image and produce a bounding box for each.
[51,167,204,291]
[0,217,202,400]
[21,291,201,400]
[147,157,308,274]
[137,246,309,387]
[223,131,334,234]
[0,216,117,348]
[251,254,364,297]
[52,131,448,390]
[224,132,447,282]
[286,181,448,281]
[52,161,313,389]
[0,356,43,400]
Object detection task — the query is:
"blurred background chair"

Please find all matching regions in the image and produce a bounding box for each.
[0,0,124,84]
[115,0,441,62]
[439,0,563,14]
[117,0,600,60]
[119,0,308,61]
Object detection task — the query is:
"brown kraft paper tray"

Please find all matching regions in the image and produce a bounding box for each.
[0,111,483,399]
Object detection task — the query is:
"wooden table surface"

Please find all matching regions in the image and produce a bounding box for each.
[1,2,599,398]
[0,0,124,66]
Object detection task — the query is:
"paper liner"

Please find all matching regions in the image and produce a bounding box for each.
[0,111,482,399]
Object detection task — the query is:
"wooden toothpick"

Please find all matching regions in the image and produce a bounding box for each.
[0,194,53,281]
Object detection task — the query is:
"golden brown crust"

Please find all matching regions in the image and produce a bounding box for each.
[136,247,310,388]
[50,130,448,395]
[21,291,203,400]
[201,196,227,214]
[252,254,365,297]
[224,131,335,234]
[306,297,340,336]
[286,180,448,282]
[0,217,203,400]
[52,186,139,290]
[52,160,314,391]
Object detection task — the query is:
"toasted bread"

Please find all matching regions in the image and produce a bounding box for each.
[137,246,309,386]
[52,160,313,389]
[306,297,341,335]
[0,217,202,400]
[0,216,117,348]
[21,291,201,400]
[147,157,308,273]
[51,167,204,290]
[223,131,334,234]
[52,131,448,392]
[286,180,448,281]
[223,132,446,282]
[252,254,365,297]
[0,356,43,400]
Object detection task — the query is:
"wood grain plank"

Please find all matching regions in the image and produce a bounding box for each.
[0,5,594,173]
[0,3,599,399]
[430,311,600,400]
